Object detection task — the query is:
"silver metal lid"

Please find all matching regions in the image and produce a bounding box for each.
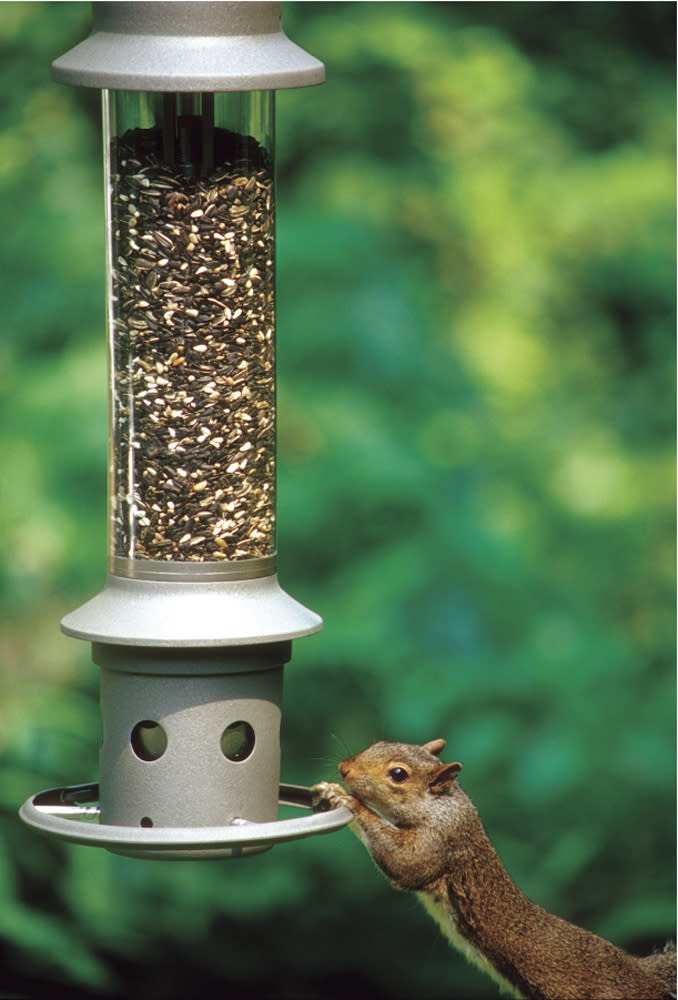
[52,2,325,92]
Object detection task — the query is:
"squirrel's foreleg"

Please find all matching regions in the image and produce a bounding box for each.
[312,782,429,890]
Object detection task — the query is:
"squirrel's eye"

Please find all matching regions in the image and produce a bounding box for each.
[389,767,409,783]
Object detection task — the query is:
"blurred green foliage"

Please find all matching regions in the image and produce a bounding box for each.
[0,2,675,997]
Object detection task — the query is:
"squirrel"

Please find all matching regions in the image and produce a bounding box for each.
[312,739,676,1000]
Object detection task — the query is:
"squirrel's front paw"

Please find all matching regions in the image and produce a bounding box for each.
[311,781,355,813]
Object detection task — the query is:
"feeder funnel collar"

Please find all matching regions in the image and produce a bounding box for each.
[51,2,326,92]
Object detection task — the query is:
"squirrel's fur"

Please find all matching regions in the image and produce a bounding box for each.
[313,739,676,1000]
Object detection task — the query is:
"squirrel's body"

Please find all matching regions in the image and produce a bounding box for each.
[313,739,676,1000]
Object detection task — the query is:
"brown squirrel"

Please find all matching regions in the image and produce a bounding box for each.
[312,739,676,1000]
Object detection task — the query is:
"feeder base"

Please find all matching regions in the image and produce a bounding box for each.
[19,782,351,861]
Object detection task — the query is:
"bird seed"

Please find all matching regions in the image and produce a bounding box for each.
[109,128,276,562]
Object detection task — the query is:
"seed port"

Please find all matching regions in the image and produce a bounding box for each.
[221,721,255,761]
[131,720,168,762]
[140,816,154,828]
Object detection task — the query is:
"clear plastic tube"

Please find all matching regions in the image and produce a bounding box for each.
[103,90,276,566]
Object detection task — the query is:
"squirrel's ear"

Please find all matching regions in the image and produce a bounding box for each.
[422,738,446,757]
[429,761,462,794]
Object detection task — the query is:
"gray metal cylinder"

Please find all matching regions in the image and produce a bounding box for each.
[94,642,288,839]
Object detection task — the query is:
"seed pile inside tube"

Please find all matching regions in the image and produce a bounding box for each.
[110,129,275,561]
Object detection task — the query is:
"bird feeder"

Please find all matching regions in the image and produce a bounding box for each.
[20,1,351,860]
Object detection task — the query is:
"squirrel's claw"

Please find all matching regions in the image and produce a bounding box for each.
[311,781,354,813]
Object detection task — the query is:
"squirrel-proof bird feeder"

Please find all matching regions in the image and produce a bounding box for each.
[19,1,351,860]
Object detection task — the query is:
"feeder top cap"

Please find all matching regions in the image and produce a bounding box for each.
[52,2,325,92]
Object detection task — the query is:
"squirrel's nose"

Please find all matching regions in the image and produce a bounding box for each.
[338,759,350,779]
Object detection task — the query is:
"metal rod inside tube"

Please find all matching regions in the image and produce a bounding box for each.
[161,93,215,176]
[201,92,215,173]
[162,92,175,165]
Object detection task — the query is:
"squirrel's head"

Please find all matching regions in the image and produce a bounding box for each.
[338,739,463,825]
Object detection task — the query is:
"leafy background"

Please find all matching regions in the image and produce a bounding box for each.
[0,2,675,997]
